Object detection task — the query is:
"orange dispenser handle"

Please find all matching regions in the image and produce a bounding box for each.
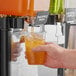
[28,0,34,16]
[27,0,38,16]
[0,0,28,16]
[27,0,44,17]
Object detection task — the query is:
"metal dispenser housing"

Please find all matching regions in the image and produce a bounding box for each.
[0,17,24,76]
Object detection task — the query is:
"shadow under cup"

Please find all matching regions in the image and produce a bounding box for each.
[25,37,46,65]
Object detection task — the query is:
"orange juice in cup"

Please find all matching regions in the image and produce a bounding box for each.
[25,33,46,65]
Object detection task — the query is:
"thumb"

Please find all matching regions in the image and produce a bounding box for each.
[32,45,48,52]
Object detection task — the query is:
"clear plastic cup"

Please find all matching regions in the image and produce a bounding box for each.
[20,26,46,65]
[25,32,46,65]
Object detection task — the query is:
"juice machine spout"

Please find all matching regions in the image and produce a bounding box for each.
[0,0,50,76]
[46,15,58,25]
[24,11,49,35]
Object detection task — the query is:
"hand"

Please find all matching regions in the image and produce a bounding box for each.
[32,42,66,68]
[11,42,22,61]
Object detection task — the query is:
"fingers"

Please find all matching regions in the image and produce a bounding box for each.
[11,58,17,61]
[11,52,21,61]
[11,44,22,54]
[11,53,20,61]
[11,42,22,61]
[14,42,20,48]
[45,42,54,45]
[32,43,57,52]
[32,45,48,52]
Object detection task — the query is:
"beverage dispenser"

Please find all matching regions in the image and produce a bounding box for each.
[0,0,66,76]
[0,0,49,76]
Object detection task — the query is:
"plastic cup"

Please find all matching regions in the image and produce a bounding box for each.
[25,33,46,65]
